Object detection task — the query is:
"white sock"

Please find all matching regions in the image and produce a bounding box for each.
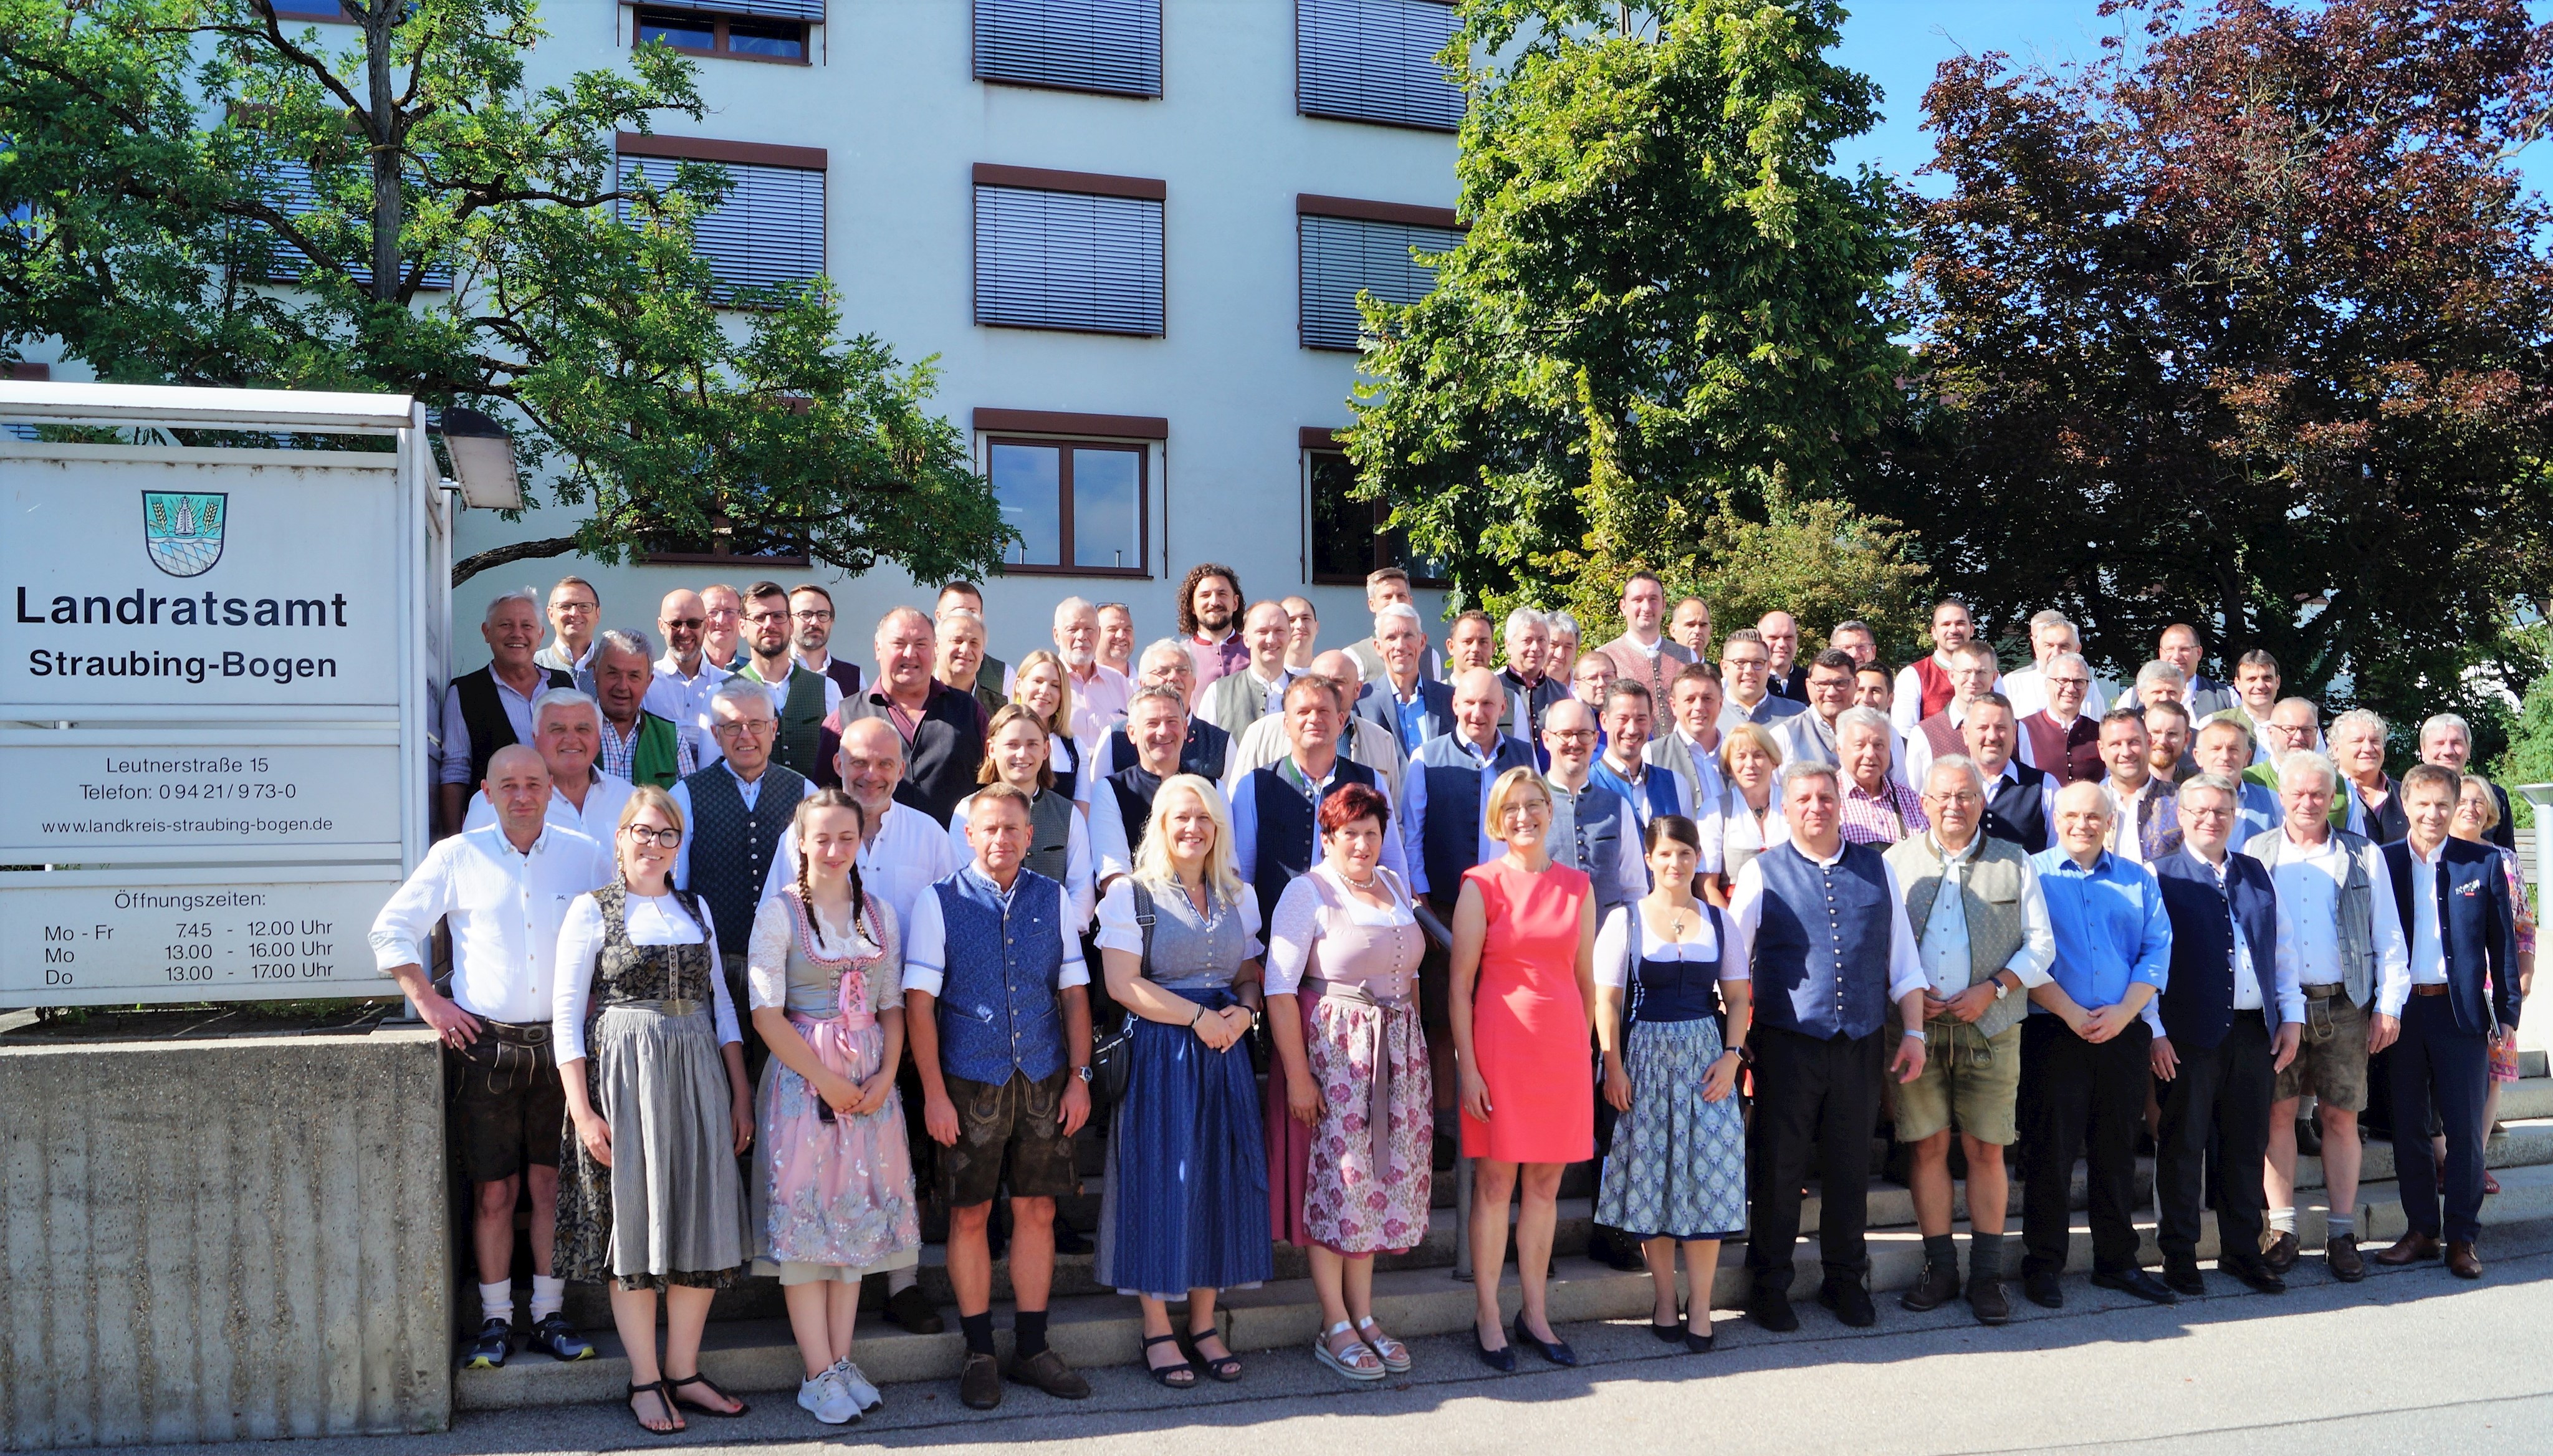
[886,1266,917,1294]
[2325,1213,2354,1240]
[2269,1207,2296,1235]
[479,1280,515,1324]
[530,1274,567,1321]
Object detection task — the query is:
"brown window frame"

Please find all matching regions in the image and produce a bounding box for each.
[1303,429,1447,588]
[638,514,812,570]
[259,0,360,24]
[982,433,1154,581]
[630,6,813,64]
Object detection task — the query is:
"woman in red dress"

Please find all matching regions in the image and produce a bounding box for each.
[1450,767,1598,1371]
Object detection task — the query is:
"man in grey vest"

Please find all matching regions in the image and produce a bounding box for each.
[1887,757,2055,1325]
[2243,749,2407,1282]
[1725,761,1930,1333]
[1540,698,1645,912]
[671,678,814,1083]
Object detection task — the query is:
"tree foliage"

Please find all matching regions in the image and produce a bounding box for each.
[1877,0,2553,727]
[1344,0,1909,613]
[0,0,1007,583]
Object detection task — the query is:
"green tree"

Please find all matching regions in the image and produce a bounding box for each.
[1344,0,1909,612]
[1880,0,2553,727]
[0,0,1006,583]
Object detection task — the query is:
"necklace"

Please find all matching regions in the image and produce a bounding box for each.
[1341,867,1381,892]
[1657,898,1698,939]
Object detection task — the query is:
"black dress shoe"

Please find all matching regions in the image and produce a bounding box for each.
[1051,1217,1091,1256]
[2090,1267,2178,1305]
[1512,1313,1577,1366]
[884,1285,946,1335]
[1966,1275,2011,1325]
[1684,1321,1716,1354]
[1899,1259,1961,1313]
[2162,1262,2206,1298]
[2261,1230,2301,1274]
[1473,1327,1517,1372]
[1650,1314,1688,1345]
[2325,1234,2366,1283]
[2024,1271,2064,1309]
[1818,1278,1877,1328]
[1748,1288,1799,1332]
[958,1351,1002,1410]
[2222,1258,2287,1295]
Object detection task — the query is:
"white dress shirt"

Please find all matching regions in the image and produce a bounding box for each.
[462,770,636,843]
[1227,712,1407,802]
[1229,755,1411,891]
[550,891,741,1060]
[855,798,967,939]
[368,822,613,1022]
[645,654,734,768]
[1722,841,1932,1008]
[737,659,844,719]
[437,669,548,786]
[899,863,1091,999]
[946,790,1097,934]
[2182,850,2306,1027]
[668,760,818,904]
[1910,833,2057,999]
[2001,664,2108,723]
[2251,829,2411,1015]
[2403,840,2450,988]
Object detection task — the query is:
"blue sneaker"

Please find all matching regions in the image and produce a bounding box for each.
[527,1313,594,1362]
[462,1317,512,1370]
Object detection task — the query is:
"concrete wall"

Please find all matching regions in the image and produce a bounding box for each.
[0,1030,449,1449]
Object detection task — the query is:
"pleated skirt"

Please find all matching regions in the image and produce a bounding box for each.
[1096,991,1273,1300]
[555,1003,750,1290]
[1594,1017,1748,1242]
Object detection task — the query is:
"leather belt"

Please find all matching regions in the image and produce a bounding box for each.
[2410,983,2451,998]
[2301,984,2345,1002]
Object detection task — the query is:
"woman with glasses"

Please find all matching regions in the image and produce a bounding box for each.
[552,786,754,1434]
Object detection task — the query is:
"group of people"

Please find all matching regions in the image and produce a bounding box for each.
[375,563,2527,1433]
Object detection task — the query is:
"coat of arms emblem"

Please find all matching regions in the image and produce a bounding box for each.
[142,491,228,578]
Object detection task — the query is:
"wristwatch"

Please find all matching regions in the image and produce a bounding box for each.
[1733,1043,1755,1067]
[1073,1065,1092,1084]
[1993,975,2013,1001]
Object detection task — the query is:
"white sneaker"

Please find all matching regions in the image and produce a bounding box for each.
[797,1369,860,1425]
[831,1358,883,1412]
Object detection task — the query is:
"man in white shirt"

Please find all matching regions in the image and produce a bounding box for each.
[532,575,602,693]
[2097,707,2177,865]
[1094,601,1136,677]
[646,588,732,769]
[1343,567,1445,686]
[2222,649,2284,764]
[1649,660,1728,807]
[699,582,745,671]
[2242,749,2408,1283]
[463,689,636,840]
[370,743,613,1369]
[1051,596,1133,741]
[2002,610,2108,721]
[1894,599,1998,737]
[439,588,570,836]
[789,583,863,702]
[1281,595,1321,673]
[1196,600,1300,742]
[1227,651,1406,800]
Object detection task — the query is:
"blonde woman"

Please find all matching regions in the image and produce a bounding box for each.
[1713,723,1788,896]
[947,704,1096,934]
[1451,767,1597,1371]
[1094,774,1272,1387]
[552,786,752,1433]
[1011,648,1090,802]
[745,788,919,1426]
[2450,773,2533,1192]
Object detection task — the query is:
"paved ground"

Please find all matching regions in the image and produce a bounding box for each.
[122,1217,2553,1456]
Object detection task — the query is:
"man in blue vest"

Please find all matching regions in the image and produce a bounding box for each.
[1725,761,1930,1332]
[903,784,1094,1409]
[2151,774,2302,1296]
[1591,680,1696,834]
[1232,676,1410,928]
[2375,765,2521,1280]
[2021,780,2178,1308]
[1539,699,1645,914]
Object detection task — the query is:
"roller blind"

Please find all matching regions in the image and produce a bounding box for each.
[974,184,1165,336]
[257,159,452,290]
[625,0,824,19]
[1298,212,1458,349]
[1296,0,1463,131]
[974,0,1161,97]
[618,154,826,299]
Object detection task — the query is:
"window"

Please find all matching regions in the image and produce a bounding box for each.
[1305,433,1445,586]
[1297,196,1462,350]
[639,515,811,568]
[974,0,1161,97]
[973,165,1165,336]
[616,134,827,301]
[635,6,811,62]
[262,0,356,23]
[1296,0,1463,131]
[252,158,453,290]
[975,409,1162,577]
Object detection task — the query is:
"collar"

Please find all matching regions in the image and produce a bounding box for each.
[1252,663,1294,690]
[603,714,642,743]
[656,651,716,681]
[1193,630,1234,648]
[1543,769,1592,796]
[1927,831,1981,865]
[546,638,596,668]
[1389,673,1426,704]
[796,647,833,673]
[2051,849,2117,877]
[1794,838,1849,869]
[722,758,769,789]
[960,861,1024,899]
[1846,775,1895,800]
[1066,659,1103,683]
[742,656,798,686]
[1601,753,1646,782]
[2107,775,2156,802]
[2407,837,2449,866]
[1990,758,2022,784]
[1458,732,1503,763]
[1500,666,1545,690]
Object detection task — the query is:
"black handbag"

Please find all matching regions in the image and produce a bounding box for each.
[1084,882,1155,1109]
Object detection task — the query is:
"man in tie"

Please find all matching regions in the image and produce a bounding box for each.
[2374,765,2521,1279]
[2150,774,2302,1296]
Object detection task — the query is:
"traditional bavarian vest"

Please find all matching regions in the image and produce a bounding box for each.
[2153,851,2280,1051]
[1411,733,1536,904]
[739,664,830,781]
[451,663,571,787]
[2020,709,2104,785]
[1247,757,1379,927]
[628,711,686,789]
[929,868,1070,1085]
[2243,826,2382,1005]
[1909,655,1957,721]
[1884,833,2033,1039]
[1984,762,2051,852]
[1110,721,1227,783]
[1749,841,1895,1040]
[1621,903,1728,1025]
[681,761,808,955]
[1023,788,1075,887]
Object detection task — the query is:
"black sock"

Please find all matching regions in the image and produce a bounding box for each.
[1015,1308,1050,1359]
[1923,1233,1957,1269]
[960,1311,995,1357]
[1970,1234,2004,1281]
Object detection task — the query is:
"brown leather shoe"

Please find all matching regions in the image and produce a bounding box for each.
[958,1351,1002,1410]
[2375,1230,2442,1267]
[2259,1230,2299,1274]
[2325,1234,2365,1283]
[2446,1241,2483,1280]
[1008,1348,1091,1400]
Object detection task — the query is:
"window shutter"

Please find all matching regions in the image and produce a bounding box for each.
[974,0,1161,97]
[974,185,1166,336]
[256,159,452,290]
[619,155,826,299]
[1296,0,1463,131]
[1298,213,1459,350]
[678,0,825,18]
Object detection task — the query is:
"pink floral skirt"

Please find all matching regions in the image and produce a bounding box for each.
[1267,989,1431,1256]
[752,1013,919,1275]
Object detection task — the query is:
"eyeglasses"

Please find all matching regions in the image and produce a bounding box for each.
[792,610,835,623]
[661,616,705,630]
[2047,676,2091,688]
[747,610,790,626]
[625,825,682,846]
[553,601,597,616]
[712,719,777,737]
[1548,729,1599,742]
[1922,790,1984,806]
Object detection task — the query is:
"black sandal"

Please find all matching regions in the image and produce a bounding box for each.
[664,1371,750,1418]
[626,1381,684,1435]
[1141,1332,1198,1389]
[1187,1325,1243,1382]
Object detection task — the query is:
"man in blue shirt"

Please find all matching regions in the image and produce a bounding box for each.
[2021,780,2177,1309]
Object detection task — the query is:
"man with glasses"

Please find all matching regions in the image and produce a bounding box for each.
[699,582,745,671]
[1776,648,1864,769]
[1081,639,1232,789]
[1904,641,2002,792]
[646,587,732,769]
[1828,619,1880,670]
[672,679,815,1083]
[2156,623,2234,717]
[534,575,603,694]
[2016,651,2104,785]
[2003,611,2108,722]
[1717,627,1806,731]
[2246,699,2334,807]
[789,583,863,701]
[732,580,840,783]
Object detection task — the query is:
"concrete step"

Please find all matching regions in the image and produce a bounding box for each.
[2498,1075,2553,1122]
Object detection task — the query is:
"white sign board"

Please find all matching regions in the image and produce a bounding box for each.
[0,867,405,1005]
[0,383,436,1007]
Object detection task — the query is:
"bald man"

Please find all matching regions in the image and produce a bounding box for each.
[1759,610,1811,702]
[1196,599,1301,742]
[645,587,734,767]
[1224,649,1407,798]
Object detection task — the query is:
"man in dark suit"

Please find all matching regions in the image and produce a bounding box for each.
[1963,694,2053,853]
[2416,713,2514,853]
[2150,775,2302,1296]
[2375,765,2521,1279]
[1354,603,1456,756]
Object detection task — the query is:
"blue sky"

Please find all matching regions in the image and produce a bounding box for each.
[1823,0,2552,203]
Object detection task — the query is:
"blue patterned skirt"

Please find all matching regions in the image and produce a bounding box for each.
[1096,990,1273,1299]
[1596,1016,1747,1242]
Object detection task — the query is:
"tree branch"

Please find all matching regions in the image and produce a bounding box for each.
[452,534,583,585]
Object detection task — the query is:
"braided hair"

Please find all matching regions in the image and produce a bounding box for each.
[790,787,870,941]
